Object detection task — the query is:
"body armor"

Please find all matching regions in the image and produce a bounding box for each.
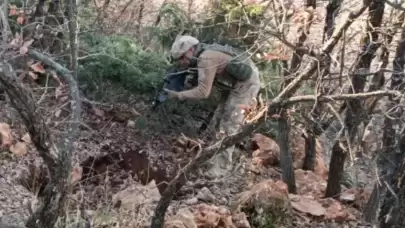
[191,43,254,83]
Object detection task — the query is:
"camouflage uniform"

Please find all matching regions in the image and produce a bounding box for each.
[168,35,261,177]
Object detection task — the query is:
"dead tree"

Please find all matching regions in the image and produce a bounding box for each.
[325,0,384,198]
[0,49,81,228]
[363,5,405,222]
[150,2,376,225]
[377,17,405,227]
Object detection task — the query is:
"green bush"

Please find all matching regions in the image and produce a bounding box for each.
[77,33,170,96]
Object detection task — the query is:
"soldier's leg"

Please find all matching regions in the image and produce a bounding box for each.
[206,83,261,178]
[205,90,229,137]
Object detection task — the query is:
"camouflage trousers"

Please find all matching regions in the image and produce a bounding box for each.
[205,69,261,178]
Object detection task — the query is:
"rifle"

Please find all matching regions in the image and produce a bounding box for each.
[151,65,198,109]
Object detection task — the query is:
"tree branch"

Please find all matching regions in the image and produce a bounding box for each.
[150,90,399,228]
[151,2,373,227]
[283,90,401,105]
[0,48,81,228]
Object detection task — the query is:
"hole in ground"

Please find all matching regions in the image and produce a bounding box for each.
[79,149,188,197]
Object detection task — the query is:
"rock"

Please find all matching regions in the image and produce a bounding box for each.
[164,204,239,228]
[112,180,161,210]
[289,194,326,216]
[0,213,26,228]
[185,197,198,205]
[196,187,215,203]
[164,207,196,228]
[290,129,328,178]
[232,212,251,228]
[294,169,327,198]
[204,147,238,179]
[127,120,136,128]
[230,179,292,227]
[251,133,280,167]
[339,191,356,203]
[318,198,356,222]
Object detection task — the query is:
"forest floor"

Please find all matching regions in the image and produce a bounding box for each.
[0,0,392,227]
[0,81,376,227]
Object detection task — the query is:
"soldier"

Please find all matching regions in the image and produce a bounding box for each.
[164,35,261,178]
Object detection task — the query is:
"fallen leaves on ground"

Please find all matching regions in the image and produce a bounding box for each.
[29,62,46,74]
[164,204,251,228]
[171,135,204,162]
[9,141,27,157]
[21,133,31,144]
[230,179,292,227]
[294,169,327,198]
[112,180,161,210]
[339,187,372,210]
[248,132,328,179]
[290,194,326,217]
[289,194,356,223]
[0,123,13,147]
[250,133,280,167]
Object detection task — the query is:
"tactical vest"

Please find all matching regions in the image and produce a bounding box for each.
[191,43,254,83]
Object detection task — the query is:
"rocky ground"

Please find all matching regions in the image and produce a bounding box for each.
[0,78,376,227]
[0,0,395,227]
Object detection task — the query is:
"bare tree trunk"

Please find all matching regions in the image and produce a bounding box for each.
[277,0,318,193]
[325,0,384,197]
[363,9,405,222]
[0,48,81,228]
[303,129,316,170]
[322,0,343,43]
[65,0,78,79]
[325,142,347,197]
[378,18,405,227]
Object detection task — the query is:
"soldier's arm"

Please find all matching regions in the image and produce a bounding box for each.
[178,57,217,100]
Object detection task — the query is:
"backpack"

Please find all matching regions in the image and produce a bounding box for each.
[191,43,254,82]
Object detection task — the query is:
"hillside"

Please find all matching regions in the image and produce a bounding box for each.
[1,0,405,228]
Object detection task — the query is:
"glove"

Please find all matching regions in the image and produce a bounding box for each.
[163,88,181,100]
[184,74,197,89]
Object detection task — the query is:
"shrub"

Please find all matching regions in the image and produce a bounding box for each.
[78,33,170,96]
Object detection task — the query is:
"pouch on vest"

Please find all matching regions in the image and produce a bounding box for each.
[225,59,253,82]
[193,43,254,82]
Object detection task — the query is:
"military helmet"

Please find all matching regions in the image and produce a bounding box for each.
[170,35,200,59]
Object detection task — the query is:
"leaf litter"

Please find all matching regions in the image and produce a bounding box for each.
[0,79,378,228]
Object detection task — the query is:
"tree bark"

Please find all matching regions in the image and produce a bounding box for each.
[325,142,347,198]
[277,112,297,193]
[378,17,405,227]
[325,0,384,197]
[322,0,343,43]
[364,7,405,221]
[303,129,316,171]
[0,51,81,228]
[150,3,372,226]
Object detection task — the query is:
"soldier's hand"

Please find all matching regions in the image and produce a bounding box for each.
[163,88,181,99]
[184,75,196,89]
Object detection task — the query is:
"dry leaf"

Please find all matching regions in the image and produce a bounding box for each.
[0,123,13,147]
[28,71,38,80]
[9,5,17,16]
[9,141,28,156]
[92,107,105,117]
[17,15,24,25]
[55,109,62,117]
[30,62,46,73]
[23,39,34,48]
[10,33,23,48]
[71,166,82,183]
[55,86,64,98]
[50,70,63,86]
[19,46,28,55]
[21,133,31,144]
[290,194,326,216]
